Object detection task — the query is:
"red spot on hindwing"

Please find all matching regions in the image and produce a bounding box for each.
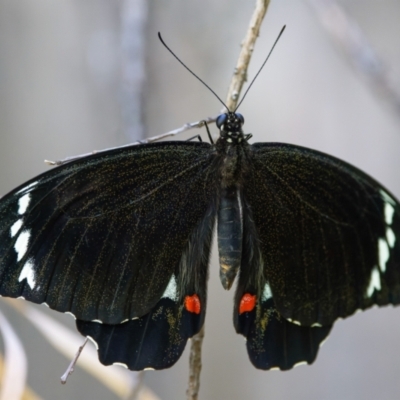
[184,294,201,314]
[239,293,256,314]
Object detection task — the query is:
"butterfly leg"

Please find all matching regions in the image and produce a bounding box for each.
[202,120,214,144]
[186,134,203,142]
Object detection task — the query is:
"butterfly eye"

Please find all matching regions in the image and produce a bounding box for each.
[216,113,228,129]
[235,113,244,125]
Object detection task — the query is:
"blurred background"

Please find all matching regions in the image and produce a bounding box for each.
[0,0,400,399]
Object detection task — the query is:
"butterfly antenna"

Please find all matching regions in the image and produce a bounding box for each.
[158,32,229,112]
[234,25,286,112]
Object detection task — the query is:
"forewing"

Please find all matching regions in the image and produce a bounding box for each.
[0,142,217,324]
[244,143,400,326]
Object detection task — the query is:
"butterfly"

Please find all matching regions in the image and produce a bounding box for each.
[0,27,400,371]
[0,109,399,371]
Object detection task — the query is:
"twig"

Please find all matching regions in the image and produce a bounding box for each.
[186,325,204,400]
[225,0,271,111]
[186,1,271,399]
[308,0,400,114]
[60,338,88,384]
[6,299,149,399]
[45,0,270,167]
[125,371,144,400]
[44,116,218,166]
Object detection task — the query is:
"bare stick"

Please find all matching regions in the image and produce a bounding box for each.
[60,338,88,384]
[45,0,270,168]
[186,1,271,399]
[308,0,400,114]
[225,0,271,111]
[186,325,204,400]
[125,371,144,400]
[45,116,218,166]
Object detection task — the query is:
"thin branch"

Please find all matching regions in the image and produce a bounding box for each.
[60,338,88,384]
[186,1,271,399]
[44,116,218,166]
[308,0,400,115]
[124,371,144,400]
[186,325,204,400]
[225,0,271,111]
[6,299,143,399]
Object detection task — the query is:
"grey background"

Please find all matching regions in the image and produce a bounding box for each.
[1,1,400,399]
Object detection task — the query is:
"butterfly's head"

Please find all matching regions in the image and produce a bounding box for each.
[216,112,245,144]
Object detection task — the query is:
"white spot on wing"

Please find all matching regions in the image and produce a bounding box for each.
[113,362,128,369]
[65,311,76,320]
[287,318,301,326]
[91,319,103,324]
[261,283,273,301]
[162,274,177,301]
[366,266,381,297]
[378,238,390,272]
[18,258,36,289]
[384,202,395,225]
[18,193,31,215]
[10,219,23,237]
[386,227,396,248]
[16,181,38,195]
[87,335,99,350]
[144,367,155,371]
[14,230,31,261]
[293,361,307,368]
[311,323,322,328]
[319,337,329,348]
[380,189,396,206]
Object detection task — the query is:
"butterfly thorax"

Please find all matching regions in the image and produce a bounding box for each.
[215,112,250,188]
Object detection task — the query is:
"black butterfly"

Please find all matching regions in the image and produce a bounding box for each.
[1,25,400,370]
[0,109,399,371]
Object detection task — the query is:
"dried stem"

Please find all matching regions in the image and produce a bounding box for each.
[186,1,270,399]
[60,338,88,384]
[225,0,271,111]
[45,1,271,167]
[186,325,205,400]
[44,116,218,166]
[125,371,144,400]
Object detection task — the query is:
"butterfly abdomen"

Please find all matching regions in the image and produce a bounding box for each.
[216,127,251,290]
[218,186,243,290]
